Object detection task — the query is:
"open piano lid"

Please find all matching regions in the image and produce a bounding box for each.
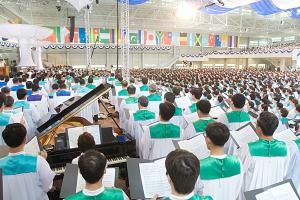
[37,84,111,140]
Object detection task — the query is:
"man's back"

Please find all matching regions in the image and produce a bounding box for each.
[66,187,126,200]
[0,153,55,200]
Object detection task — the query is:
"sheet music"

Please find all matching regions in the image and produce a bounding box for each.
[175,96,192,109]
[76,168,116,192]
[274,129,297,144]
[183,112,199,124]
[210,106,225,119]
[139,158,170,198]
[230,124,258,147]
[24,136,40,155]
[177,135,210,160]
[68,127,85,149]
[83,125,101,145]
[255,182,298,200]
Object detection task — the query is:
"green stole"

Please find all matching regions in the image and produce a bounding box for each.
[248,139,287,157]
[193,118,216,133]
[133,110,155,121]
[174,106,183,116]
[200,155,241,180]
[118,89,128,96]
[140,85,149,91]
[295,139,300,150]
[163,194,213,200]
[226,110,250,123]
[125,97,138,104]
[149,123,180,139]
[65,188,124,200]
[148,94,162,101]
[189,103,197,113]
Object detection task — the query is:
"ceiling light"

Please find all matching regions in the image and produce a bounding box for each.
[176,2,197,19]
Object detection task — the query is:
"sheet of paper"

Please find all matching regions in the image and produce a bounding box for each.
[83,125,101,145]
[139,158,170,198]
[68,127,84,149]
[76,168,116,192]
[175,96,192,109]
[24,136,40,155]
[183,112,199,124]
[177,135,210,160]
[210,106,225,119]
[230,125,258,147]
[274,129,297,144]
[255,183,299,200]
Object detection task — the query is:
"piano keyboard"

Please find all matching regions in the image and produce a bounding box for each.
[52,156,130,175]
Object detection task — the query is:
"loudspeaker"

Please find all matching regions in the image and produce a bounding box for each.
[69,16,75,43]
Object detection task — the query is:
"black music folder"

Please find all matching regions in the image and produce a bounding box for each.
[60,164,119,199]
[244,180,300,200]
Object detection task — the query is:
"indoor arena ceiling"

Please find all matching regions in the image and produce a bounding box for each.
[0,0,300,38]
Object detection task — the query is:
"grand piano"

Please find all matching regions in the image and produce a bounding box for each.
[36,83,137,199]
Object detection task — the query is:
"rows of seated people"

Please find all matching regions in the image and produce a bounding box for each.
[0,68,300,200]
[0,70,110,144]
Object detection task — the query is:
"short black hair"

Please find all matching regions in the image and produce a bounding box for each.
[165,149,199,195]
[88,77,93,84]
[32,84,40,92]
[78,150,107,184]
[205,122,230,146]
[59,83,67,89]
[26,81,33,89]
[159,102,175,121]
[141,77,148,85]
[172,86,181,96]
[52,83,59,90]
[17,88,27,100]
[121,80,128,87]
[196,100,211,114]
[4,96,14,107]
[164,92,175,104]
[0,93,5,107]
[78,132,96,153]
[257,112,279,136]
[127,85,136,95]
[138,96,149,107]
[231,93,246,109]
[2,123,27,147]
[1,87,10,94]
[280,108,289,118]
[80,79,85,85]
[12,77,18,84]
[277,102,283,109]
[191,88,202,100]
[296,104,300,113]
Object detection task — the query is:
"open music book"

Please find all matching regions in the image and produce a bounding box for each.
[274,129,297,144]
[67,125,101,149]
[173,134,210,160]
[60,164,118,198]
[210,106,225,119]
[24,136,41,155]
[244,180,299,200]
[175,96,192,109]
[230,123,258,148]
[127,158,170,199]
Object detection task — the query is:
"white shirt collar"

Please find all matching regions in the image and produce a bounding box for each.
[169,192,194,200]
[210,154,227,159]
[199,116,211,120]
[8,151,25,156]
[83,186,104,196]
[159,121,170,124]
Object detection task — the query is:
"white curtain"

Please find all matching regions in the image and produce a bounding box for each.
[271,0,300,10]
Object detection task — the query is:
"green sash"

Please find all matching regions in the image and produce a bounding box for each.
[125,97,138,104]
[248,139,287,157]
[163,194,213,200]
[200,155,241,180]
[189,103,197,113]
[147,94,162,101]
[0,154,37,175]
[118,89,128,97]
[149,123,180,139]
[174,107,183,116]
[65,188,124,200]
[295,139,300,150]
[140,85,149,91]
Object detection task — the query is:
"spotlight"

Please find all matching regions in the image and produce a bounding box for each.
[56,5,61,12]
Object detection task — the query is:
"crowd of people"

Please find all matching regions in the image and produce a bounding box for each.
[0,67,299,200]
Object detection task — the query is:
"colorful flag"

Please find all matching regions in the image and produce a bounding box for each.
[99,28,110,44]
[215,35,221,47]
[235,36,239,48]
[187,33,194,47]
[90,28,99,43]
[78,28,86,43]
[156,31,164,45]
[194,33,201,47]
[208,34,215,47]
[144,30,156,45]
[228,35,239,48]
[202,34,209,47]
[163,32,172,46]
[172,32,180,46]
[180,33,188,46]
[45,27,60,43]
[221,34,227,47]
[129,30,142,45]
[110,29,116,44]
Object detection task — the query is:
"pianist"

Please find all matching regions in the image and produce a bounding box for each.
[72,132,96,164]
[66,150,129,200]
[0,123,55,200]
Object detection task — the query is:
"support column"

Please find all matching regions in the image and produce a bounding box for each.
[280,58,286,71]
[141,52,144,68]
[106,51,109,67]
[66,51,70,66]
